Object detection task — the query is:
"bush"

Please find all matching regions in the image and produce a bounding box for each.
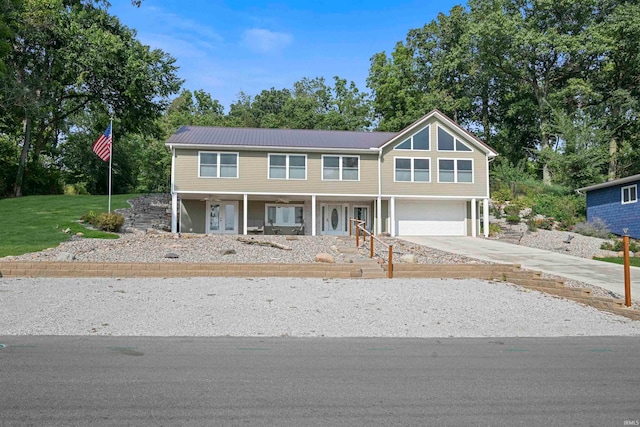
[573,218,611,239]
[491,186,513,204]
[489,223,502,237]
[531,193,585,225]
[601,239,640,253]
[506,215,521,225]
[535,217,555,230]
[95,212,125,232]
[526,218,537,232]
[64,183,89,195]
[504,205,520,216]
[80,210,98,225]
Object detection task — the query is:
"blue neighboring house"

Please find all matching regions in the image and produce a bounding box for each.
[578,174,640,239]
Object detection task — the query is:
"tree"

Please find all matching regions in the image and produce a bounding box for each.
[0,0,181,197]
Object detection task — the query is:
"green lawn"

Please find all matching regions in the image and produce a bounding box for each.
[0,194,133,257]
[594,257,640,268]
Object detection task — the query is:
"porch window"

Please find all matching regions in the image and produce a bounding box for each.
[199,152,238,178]
[266,205,304,226]
[622,184,637,204]
[322,155,359,181]
[269,154,306,180]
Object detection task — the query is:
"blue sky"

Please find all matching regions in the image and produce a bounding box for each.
[109,0,461,112]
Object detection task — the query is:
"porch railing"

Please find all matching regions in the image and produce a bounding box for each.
[348,218,393,278]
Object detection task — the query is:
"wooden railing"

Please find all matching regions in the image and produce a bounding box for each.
[349,218,393,278]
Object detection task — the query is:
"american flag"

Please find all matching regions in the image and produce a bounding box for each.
[92,123,112,162]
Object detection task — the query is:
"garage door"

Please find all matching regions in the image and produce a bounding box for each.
[396,200,466,236]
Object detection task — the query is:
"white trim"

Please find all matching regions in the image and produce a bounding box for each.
[622,184,638,204]
[169,143,377,154]
[311,195,317,236]
[267,153,307,180]
[321,154,360,181]
[436,125,473,152]
[393,157,431,183]
[437,158,474,184]
[471,198,477,237]
[198,151,239,179]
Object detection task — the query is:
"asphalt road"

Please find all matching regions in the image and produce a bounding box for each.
[1,336,639,426]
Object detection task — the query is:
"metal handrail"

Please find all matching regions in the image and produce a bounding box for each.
[348,218,393,278]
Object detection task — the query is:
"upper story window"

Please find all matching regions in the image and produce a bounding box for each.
[322,155,359,181]
[395,158,430,182]
[268,154,306,180]
[622,184,637,204]
[437,126,472,152]
[199,152,238,178]
[394,126,430,151]
[438,158,473,183]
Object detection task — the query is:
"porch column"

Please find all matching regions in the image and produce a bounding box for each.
[376,196,382,235]
[311,195,317,236]
[243,194,248,235]
[390,196,396,237]
[171,193,178,233]
[471,198,477,237]
[483,198,490,238]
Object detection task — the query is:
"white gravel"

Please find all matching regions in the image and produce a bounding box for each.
[1,276,638,337]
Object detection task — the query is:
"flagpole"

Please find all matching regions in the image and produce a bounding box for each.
[108,117,113,213]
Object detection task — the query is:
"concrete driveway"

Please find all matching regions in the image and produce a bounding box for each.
[399,236,640,300]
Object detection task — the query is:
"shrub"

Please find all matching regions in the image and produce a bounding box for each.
[504,205,520,216]
[506,215,521,225]
[488,223,502,237]
[80,210,98,225]
[600,239,640,253]
[573,218,611,239]
[526,218,537,232]
[531,193,585,224]
[535,217,555,230]
[96,212,125,232]
[490,205,502,219]
[64,183,89,195]
[491,186,513,204]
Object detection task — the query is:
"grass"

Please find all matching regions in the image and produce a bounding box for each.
[594,257,640,268]
[0,194,133,257]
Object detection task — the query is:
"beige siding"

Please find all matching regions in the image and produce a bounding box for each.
[174,149,379,196]
[181,199,205,233]
[380,118,489,198]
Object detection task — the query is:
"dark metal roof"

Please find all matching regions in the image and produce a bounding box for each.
[166,126,398,150]
[577,173,640,192]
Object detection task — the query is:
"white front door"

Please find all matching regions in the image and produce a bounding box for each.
[207,201,238,234]
[323,204,347,235]
[353,206,369,231]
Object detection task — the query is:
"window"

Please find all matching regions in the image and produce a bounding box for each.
[199,152,238,178]
[622,184,637,204]
[266,205,304,226]
[438,158,474,183]
[268,154,306,180]
[395,158,430,182]
[437,126,472,152]
[322,155,359,181]
[394,126,430,151]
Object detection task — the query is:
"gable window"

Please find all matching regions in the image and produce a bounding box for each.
[322,155,359,181]
[395,126,430,151]
[395,158,430,182]
[199,152,238,178]
[622,184,637,204]
[269,154,307,180]
[266,204,304,226]
[437,126,472,152]
[438,158,473,183]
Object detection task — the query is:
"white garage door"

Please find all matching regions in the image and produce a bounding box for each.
[396,200,466,236]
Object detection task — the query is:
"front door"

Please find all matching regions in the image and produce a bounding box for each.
[207,201,238,234]
[353,206,369,231]
[324,204,347,235]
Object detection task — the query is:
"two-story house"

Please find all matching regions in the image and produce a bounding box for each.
[165,109,498,237]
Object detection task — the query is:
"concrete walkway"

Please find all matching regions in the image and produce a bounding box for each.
[400,236,640,300]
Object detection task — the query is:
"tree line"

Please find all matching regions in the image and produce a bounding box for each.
[1,0,638,198]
